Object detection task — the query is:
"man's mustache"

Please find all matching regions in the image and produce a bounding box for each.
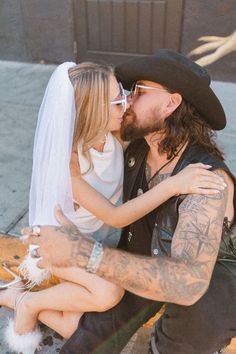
[122,108,136,120]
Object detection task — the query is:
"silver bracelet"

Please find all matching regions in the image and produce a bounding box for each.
[86,241,104,274]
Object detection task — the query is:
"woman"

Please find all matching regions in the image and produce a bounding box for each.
[1,62,225,354]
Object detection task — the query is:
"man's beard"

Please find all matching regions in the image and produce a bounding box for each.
[120,108,164,141]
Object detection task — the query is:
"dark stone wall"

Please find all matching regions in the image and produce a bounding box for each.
[181,0,236,82]
[0,0,235,82]
[0,0,75,63]
[0,1,29,61]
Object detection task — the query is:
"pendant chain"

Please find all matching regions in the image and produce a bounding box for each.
[146,153,177,187]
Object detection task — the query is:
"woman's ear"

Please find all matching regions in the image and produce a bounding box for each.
[165,93,182,115]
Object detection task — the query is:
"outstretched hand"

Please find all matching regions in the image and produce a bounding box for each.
[173,163,227,195]
[21,206,90,269]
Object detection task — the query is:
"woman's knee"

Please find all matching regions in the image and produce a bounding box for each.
[61,313,81,339]
[95,284,125,312]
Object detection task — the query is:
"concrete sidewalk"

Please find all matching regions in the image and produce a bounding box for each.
[0,61,236,353]
[0,61,56,236]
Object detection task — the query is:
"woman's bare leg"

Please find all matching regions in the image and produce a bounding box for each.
[0,284,82,338]
[0,281,24,309]
[38,309,82,338]
[15,272,124,338]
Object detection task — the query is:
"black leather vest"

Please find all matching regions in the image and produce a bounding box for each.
[123,139,236,259]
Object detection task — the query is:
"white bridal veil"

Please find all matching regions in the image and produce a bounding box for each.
[29,62,76,226]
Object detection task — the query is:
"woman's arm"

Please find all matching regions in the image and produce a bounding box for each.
[71,150,226,228]
[72,173,175,228]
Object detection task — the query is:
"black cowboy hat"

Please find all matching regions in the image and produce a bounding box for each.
[115,49,226,130]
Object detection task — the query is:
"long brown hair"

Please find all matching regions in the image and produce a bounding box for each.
[69,62,114,172]
[158,98,224,161]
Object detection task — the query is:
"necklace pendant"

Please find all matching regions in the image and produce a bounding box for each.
[137,188,144,196]
[128,231,133,242]
[99,134,107,144]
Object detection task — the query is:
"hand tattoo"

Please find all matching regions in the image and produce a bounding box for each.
[55,225,93,268]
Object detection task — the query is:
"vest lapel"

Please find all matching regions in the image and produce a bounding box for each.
[123,139,149,202]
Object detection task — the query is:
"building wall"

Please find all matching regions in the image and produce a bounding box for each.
[0,1,29,62]
[0,0,75,63]
[0,0,235,82]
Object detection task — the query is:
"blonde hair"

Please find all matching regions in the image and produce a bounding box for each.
[69,62,114,172]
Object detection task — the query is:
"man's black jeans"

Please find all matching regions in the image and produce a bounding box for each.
[60,291,162,354]
[60,262,236,354]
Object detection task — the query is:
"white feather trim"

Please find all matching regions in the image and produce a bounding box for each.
[19,245,51,286]
[4,318,42,354]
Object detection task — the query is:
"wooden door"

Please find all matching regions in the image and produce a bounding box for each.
[74,0,184,65]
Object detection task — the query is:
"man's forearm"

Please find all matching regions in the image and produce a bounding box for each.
[71,238,208,306]
[54,222,211,306]
[31,184,226,305]
[100,247,211,305]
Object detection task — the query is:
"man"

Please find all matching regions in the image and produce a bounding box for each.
[25,49,236,354]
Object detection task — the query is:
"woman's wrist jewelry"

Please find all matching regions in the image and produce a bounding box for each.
[86,241,104,274]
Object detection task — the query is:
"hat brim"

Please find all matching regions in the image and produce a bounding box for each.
[115,55,226,130]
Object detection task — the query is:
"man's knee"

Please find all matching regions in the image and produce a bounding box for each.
[60,293,162,354]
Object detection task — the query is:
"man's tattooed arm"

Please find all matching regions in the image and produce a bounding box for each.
[69,169,228,305]
[31,170,230,305]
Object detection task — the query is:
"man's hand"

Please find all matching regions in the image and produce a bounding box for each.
[21,206,93,269]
